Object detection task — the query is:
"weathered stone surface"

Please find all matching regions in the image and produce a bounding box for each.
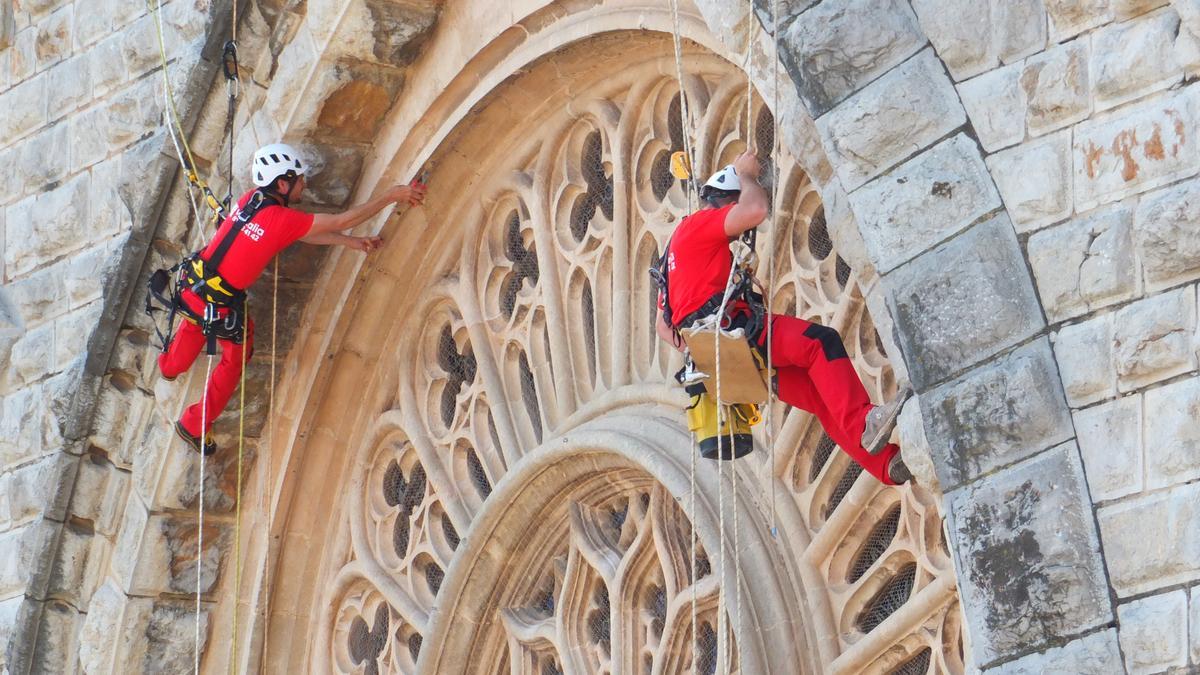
[46,54,90,121]
[1046,0,1113,42]
[984,628,1123,674]
[0,520,59,600]
[1114,0,1169,17]
[777,0,924,116]
[9,322,52,388]
[922,339,1075,489]
[1075,87,1200,211]
[986,129,1073,232]
[90,33,126,99]
[1144,377,1200,489]
[947,445,1113,666]
[818,49,966,191]
[1021,38,1091,137]
[1113,286,1196,390]
[7,263,68,326]
[70,453,129,537]
[0,73,47,145]
[33,4,71,70]
[262,21,319,131]
[46,523,98,607]
[1028,205,1137,321]
[77,580,153,674]
[1074,395,1142,501]
[1117,590,1188,673]
[1093,9,1182,112]
[1052,314,1116,406]
[10,26,35,83]
[111,496,227,596]
[885,213,1044,389]
[1135,178,1200,291]
[144,602,209,674]
[1192,585,1200,664]
[896,397,939,490]
[4,172,89,277]
[17,120,69,191]
[852,134,1001,273]
[1,452,77,527]
[1177,0,1200,76]
[958,62,1026,153]
[910,0,995,81]
[1098,481,1200,595]
[996,0,1050,63]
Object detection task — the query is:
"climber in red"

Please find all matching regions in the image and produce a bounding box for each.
[159,142,426,455]
[654,150,911,485]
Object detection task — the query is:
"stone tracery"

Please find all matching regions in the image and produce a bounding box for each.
[317,42,962,674]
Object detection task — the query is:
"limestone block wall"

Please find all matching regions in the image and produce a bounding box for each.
[0,1,223,672]
[752,0,1200,671]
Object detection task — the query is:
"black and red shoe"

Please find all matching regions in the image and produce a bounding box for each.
[174,420,217,456]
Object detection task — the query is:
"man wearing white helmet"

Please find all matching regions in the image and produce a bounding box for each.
[653,150,911,485]
[159,142,426,455]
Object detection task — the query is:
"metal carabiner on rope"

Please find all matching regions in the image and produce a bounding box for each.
[222,40,241,99]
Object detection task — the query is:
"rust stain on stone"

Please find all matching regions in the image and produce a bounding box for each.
[1144,123,1165,161]
[1083,142,1104,179]
[1167,108,1186,158]
[317,80,393,142]
[1111,130,1140,182]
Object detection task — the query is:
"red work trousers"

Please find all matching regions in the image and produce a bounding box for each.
[158,314,254,437]
[758,314,899,485]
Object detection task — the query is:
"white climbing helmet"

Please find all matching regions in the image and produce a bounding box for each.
[251,143,307,187]
[703,164,741,192]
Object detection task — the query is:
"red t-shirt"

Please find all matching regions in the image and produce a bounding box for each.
[663,204,735,324]
[182,190,313,312]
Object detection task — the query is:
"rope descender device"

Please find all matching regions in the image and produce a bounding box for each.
[222,40,240,98]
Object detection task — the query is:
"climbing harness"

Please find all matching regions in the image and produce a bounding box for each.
[145,191,281,355]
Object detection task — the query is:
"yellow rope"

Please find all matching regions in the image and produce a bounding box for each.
[229,304,249,673]
[260,262,279,670]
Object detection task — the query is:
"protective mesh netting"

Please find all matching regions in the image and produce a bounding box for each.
[348,605,390,675]
[891,647,932,675]
[856,564,917,633]
[848,505,902,584]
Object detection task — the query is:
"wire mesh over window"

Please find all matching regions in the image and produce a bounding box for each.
[406,633,423,663]
[824,462,864,519]
[348,604,389,675]
[425,561,445,596]
[382,459,427,558]
[588,584,612,655]
[890,647,932,675]
[581,280,597,382]
[437,325,476,428]
[441,513,461,550]
[856,563,917,633]
[570,132,615,243]
[848,505,902,583]
[502,211,539,319]
[696,621,718,675]
[835,255,851,289]
[466,446,492,499]
[754,105,776,196]
[809,432,837,482]
[518,349,544,444]
[807,206,832,261]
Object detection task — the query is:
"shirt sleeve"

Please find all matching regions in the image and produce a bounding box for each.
[701,204,736,243]
[275,207,315,248]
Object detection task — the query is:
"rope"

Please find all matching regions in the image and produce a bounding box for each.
[689,432,699,663]
[668,0,700,210]
[767,0,781,538]
[730,415,742,672]
[260,262,279,670]
[194,354,214,674]
[229,308,249,673]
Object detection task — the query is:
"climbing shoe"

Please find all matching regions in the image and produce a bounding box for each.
[685,382,757,460]
[887,453,912,485]
[175,420,217,456]
[862,387,912,456]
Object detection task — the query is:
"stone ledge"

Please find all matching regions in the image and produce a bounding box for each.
[983,628,1123,674]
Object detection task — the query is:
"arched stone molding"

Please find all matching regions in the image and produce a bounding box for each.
[205,1,966,673]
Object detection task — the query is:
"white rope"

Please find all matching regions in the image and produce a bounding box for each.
[194,353,213,674]
[668,0,700,211]
[689,432,700,658]
[766,0,781,538]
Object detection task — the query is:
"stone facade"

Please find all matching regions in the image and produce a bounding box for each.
[0,0,1198,674]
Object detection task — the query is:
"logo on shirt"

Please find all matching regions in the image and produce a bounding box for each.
[242,222,266,242]
[667,250,676,272]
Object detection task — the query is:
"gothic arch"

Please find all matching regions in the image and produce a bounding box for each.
[210,2,965,673]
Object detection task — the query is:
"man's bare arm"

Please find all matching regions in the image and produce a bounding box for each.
[308,183,426,237]
[723,151,769,237]
[656,309,685,353]
[300,231,384,252]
